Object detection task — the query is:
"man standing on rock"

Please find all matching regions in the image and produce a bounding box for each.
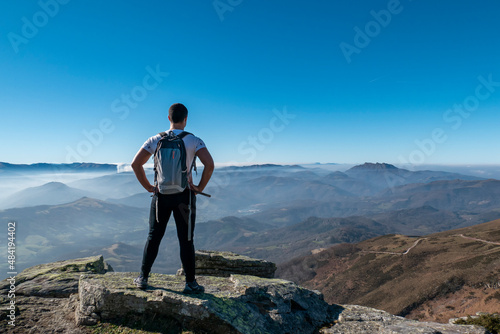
[131,103,214,293]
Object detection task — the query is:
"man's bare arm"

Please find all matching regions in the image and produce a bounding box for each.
[131,148,155,193]
[190,147,214,194]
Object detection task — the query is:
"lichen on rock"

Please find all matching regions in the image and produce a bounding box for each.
[176,250,277,278]
[78,272,334,334]
[320,305,489,334]
[0,255,112,297]
[0,254,492,334]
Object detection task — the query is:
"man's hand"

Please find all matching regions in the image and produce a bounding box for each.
[188,181,202,194]
[147,184,158,193]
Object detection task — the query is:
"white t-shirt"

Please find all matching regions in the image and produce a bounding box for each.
[141,129,206,178]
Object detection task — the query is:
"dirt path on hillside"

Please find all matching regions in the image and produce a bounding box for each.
[457,234,500,246]
[362,233,500,257]
[362,238,426,256]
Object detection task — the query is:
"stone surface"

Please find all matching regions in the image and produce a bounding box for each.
[176,250,277,278]
[78,272,334,334]
[0,255,112,297]
[320,305,489,334]
[0,294,90,333]
[0,254,491,334]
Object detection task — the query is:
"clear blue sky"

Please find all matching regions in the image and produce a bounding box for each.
[1,0,499,165]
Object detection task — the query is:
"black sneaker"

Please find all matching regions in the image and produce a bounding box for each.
[183,280,205,294]
[133,275,148,290]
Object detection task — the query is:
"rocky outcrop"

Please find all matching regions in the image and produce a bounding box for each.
[0,255,113,333]
[76,270,489,334]
[0,255,112,298]
[0,255,491,334]
[176,250,277,278]
[77,272,334,333]
[321,305,489,334]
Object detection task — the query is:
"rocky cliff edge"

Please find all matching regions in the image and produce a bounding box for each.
[0,255,490,334]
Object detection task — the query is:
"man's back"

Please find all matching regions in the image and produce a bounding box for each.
[130,103,214,293]
[141,129,206,183]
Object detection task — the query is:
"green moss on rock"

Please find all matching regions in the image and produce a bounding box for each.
[78,272,333,334]
[0,255,112,297]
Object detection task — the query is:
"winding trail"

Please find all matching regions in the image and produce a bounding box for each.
[456,234,500,246]
[361,234,500,257]
[362,238,427,256]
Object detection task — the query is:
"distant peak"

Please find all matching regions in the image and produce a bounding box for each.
[65,196,105,206]
[75,196,100,202]
[40,181,69,189]
[45,181,66,185]
[348,163,399,171]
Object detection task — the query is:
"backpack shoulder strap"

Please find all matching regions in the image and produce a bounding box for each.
[154,132,168,156]
[177,131,192,139]
[176,132,197,173]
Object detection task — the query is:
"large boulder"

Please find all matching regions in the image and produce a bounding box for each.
[0,255,112,297]
[0,254,490,334]
[320,305,489,334]
[0,255,113,333]
[77,272,335,333]
[77,271,489,334]
[177,250,277,278]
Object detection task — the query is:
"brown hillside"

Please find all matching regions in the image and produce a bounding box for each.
[277,219,500,323]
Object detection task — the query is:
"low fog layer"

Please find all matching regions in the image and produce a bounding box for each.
[2,162,500,277]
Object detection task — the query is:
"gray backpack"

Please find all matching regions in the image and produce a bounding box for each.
[154,131,195,194]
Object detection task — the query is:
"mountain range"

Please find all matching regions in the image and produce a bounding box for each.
[0,181,100,209]
[0,162,117,171]
[0,197,148,271]
[2,162,500,280]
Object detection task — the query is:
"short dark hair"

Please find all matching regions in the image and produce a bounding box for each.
[169,103,188,123]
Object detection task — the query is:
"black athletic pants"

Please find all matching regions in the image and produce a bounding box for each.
[140,188,196,282]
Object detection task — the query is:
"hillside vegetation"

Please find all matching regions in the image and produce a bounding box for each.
[3,162,500,278]
[277,219,500,323]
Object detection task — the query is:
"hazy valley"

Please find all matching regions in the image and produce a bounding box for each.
[1,161,500,324]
